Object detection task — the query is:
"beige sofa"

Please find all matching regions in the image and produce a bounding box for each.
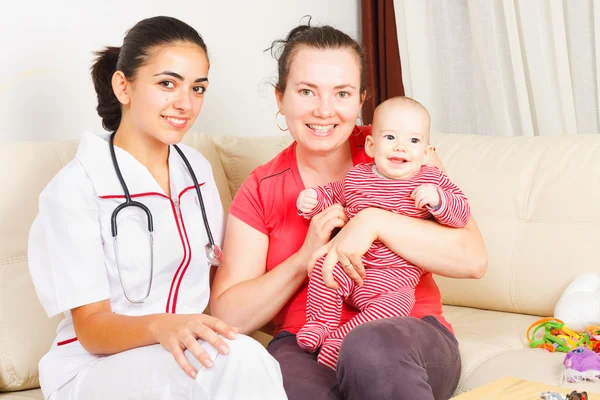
[1,132,600,399]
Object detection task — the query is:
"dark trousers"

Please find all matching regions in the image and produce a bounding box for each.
[267,316,461,400]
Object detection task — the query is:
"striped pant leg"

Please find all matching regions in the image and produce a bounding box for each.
[297,258,354,352]
[317,268,421,369]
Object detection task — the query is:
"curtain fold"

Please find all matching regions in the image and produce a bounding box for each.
[361,0,405,124]
[393,0,600,136]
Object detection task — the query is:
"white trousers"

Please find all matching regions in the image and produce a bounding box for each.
[51,335,287,400]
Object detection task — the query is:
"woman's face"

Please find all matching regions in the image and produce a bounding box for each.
[120,42,209,145]
[276,47,364,155]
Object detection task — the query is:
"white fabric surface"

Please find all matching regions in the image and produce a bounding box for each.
[394,0,600,136]
[50,336,286,400]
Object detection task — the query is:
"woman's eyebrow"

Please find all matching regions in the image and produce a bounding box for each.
[334,84,356,90]
[154,71,184,80]
[153,71,208,83]
[295,82,356,90]
[296,81,318,88]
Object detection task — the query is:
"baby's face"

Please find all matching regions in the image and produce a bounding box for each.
[366,104,432,180]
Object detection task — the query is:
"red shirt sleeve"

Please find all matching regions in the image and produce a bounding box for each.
[229,171,269,235]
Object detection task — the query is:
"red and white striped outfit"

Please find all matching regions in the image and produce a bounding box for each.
[297,163,470,369]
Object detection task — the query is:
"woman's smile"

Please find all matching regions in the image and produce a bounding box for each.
[162,115,188,129]
[306,123,337,137]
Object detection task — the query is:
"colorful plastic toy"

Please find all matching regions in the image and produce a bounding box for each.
[540,390,589,400]
[527,318,600,353]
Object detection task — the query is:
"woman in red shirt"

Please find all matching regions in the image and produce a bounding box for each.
[211,20,487,400]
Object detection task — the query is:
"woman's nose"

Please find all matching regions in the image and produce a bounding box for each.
[315,96,334,118]
[173,90,192,111]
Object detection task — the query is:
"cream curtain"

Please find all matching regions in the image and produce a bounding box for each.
[394,0,600,136]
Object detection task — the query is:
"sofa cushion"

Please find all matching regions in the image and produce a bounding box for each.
[212,134,293,198]
[445,305,600,396]
[0,388,43,399]
[180,132,232,213]
[0,141,78,391]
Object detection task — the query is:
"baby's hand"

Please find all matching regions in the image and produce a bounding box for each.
[411,184,441,209]
[297,188,319,214]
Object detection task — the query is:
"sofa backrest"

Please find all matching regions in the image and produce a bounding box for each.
[211,132,600,319]
[428,133,600,317]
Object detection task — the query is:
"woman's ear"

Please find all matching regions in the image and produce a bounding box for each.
[112,71,130,105]
[360,91,367,107]
[275,87,284,114]
[365,135,375,158]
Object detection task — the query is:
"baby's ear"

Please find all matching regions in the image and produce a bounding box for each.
[423,144,434,164]
[365,135,375,158]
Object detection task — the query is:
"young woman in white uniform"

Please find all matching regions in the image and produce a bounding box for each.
[28,16,286,400]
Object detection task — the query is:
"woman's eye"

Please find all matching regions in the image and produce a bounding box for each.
[193,86,206,94]
[160,81,175,89]
[338,91,349,99]
[410,138,420,144]
[300,89,313,96]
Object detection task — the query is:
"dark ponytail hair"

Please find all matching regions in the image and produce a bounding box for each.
[91,16,208,132]
[267,16,366,96]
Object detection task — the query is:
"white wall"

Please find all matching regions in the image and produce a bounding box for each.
[1,0,360,141]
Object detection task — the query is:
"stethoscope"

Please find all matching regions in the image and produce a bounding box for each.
[108,132,223,303]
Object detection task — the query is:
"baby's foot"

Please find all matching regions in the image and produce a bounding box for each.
[296,321,331,352]
[317,337,343,370]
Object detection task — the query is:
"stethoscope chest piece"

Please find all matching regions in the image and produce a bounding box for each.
[205,243,223,267]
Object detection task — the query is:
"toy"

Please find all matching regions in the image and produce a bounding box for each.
[540,390,589,400]
[559,347,600,385]
[554,272,600,332]
[565,391,589,400]
[527,318,600,353]
[540,392,566,400]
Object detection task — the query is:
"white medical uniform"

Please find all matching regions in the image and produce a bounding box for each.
[28,132,287,400]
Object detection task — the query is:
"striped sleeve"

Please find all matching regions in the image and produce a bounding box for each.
[428,172,471,228]
[300,180,345,219]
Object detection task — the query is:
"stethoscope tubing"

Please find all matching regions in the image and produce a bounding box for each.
[172,145,215,247]
[107,132,220,303]
[109,133,154,236]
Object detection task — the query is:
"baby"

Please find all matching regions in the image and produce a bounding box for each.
[296,96,471,369]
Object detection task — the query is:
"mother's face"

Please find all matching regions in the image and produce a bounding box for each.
[276,47,364,156]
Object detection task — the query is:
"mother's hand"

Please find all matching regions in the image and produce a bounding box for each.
[309,208,378,289]
[298,204,348,274]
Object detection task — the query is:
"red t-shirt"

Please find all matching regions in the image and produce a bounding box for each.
[229,125,453,335]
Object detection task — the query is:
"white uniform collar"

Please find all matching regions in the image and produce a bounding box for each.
[76,131,180,198]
